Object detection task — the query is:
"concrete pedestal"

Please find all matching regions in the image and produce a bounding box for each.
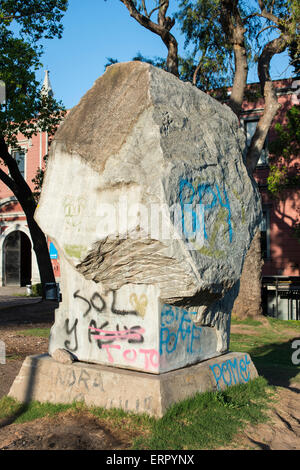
[8,352,258,417]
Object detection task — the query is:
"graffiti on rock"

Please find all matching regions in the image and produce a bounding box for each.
[179,178,234,257]
[160,304,202,356]
[60,292,209,372]
[209,354,251,390]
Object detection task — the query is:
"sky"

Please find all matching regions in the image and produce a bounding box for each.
[36,0,294,110]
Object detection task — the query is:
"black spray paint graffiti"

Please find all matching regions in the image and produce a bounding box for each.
[62,290,144,354]
[56,366,104,392]
[64,317,144,353]
[64,318,78,352]
[73,290,139,317]
[73,290,105,316]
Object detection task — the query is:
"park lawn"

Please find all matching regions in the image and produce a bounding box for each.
[230,316,300,384]
[17,328,50,338]
[0,315,298,449]
[0,376,272,450]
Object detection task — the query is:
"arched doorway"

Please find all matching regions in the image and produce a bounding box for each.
[4,231,32,286]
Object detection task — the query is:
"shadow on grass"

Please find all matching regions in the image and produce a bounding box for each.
[0,403,29,428]
[0,300,56,325]
[0,356,38,429]
[250,337,300,388]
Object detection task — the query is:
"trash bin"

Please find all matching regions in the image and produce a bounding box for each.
[26,284,32,296]
[44,282,59,301]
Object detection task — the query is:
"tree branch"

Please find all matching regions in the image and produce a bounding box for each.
[148,1,168,20]
[257,0,279,25]
[2,8,54,22]
[192,48,208,86]
[0,168,17,194]
[220,0,248,117]
[141,0,148,17]
[246,34,289,173]
[0,136,36,211]
[257,24,279,38]
[120,0,178,76]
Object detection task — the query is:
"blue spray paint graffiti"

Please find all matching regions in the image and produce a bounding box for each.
[179,179,233,242]
[160,304,202,356]
[210,354,251,390]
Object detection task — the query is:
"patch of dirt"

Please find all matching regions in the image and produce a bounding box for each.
[0,409,134,450]
[0,361,23,398]
[230,325,259,336]
[0,323,49,358]
[231,320,300,339]
[0,323,50,399]
[220,382,300,450]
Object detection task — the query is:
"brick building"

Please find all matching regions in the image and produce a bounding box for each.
[240,78,300,320]
[0,74,299,318]
[0,71,60,287]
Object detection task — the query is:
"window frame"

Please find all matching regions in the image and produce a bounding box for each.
[243,118,269,167]
[11,147,27,180]
[260,207,271,260]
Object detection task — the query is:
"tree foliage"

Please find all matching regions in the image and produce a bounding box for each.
[0,0,68,287]
[0,0,67,147]
[267,104,300,195]
[0,0,67,40]
[120,0,300,173]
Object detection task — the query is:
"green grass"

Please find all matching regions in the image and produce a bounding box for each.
[267,317,300,331]
[0,315,298,449]
[6,354,23,361]
[230,316,300,384]
[0,396,76,424]
[18,328,50,338]
[132,377,272,450]
[231,317,263,327]
[0,377,272,450]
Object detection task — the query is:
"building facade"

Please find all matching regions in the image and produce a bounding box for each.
[240,78,300,320]
[0,72,60,287]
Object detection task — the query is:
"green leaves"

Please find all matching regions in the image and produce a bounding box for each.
[269,105,300,162]
[0,1,67,148]
[175,0,298,91]
[0,0,68,41]
[267,105,300,204]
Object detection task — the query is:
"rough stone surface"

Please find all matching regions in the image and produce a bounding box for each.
[8,352,258,417]
[34,62,261,373]
[52,348,75,365]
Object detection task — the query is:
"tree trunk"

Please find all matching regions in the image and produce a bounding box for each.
[220,0,248,117]
[120,0,179,76]
[246,35,288,172]
[232,230,264,319]
[233,35,289,319]
[0,137,55,293]
[23,205,56,288]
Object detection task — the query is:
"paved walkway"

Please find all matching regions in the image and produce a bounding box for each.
[0,286,42,310]
[0,286,28,296]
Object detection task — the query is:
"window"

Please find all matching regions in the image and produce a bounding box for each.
[260,209,270,259]
[12,150,25,178]
[244,119,268,166]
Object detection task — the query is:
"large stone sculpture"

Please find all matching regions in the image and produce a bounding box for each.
[9,62,261,415]
[36,61,261,372]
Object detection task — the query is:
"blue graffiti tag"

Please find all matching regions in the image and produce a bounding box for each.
[179,179,199,237]
[160,305,202,356]
[179,179,233,243]
[209,355,251,390]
